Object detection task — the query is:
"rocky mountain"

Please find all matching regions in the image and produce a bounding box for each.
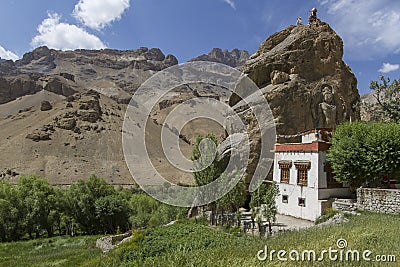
[0,46,178,105]
[0,47,196,185]
[229,21,360,184]
[189,48,249,69]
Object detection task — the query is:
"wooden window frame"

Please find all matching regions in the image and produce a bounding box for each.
[295,161,311,186]
[278,161,292,184]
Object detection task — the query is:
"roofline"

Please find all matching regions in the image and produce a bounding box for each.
[275,141,331,152]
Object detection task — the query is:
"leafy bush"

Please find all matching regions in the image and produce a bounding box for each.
[129,193,186,229]
[328,122,400,187]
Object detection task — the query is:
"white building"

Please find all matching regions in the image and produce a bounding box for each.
[273,129,352,221]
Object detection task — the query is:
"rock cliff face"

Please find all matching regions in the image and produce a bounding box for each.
[240,22,360,135]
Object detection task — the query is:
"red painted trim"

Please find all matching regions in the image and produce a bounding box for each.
[275,142,331,152]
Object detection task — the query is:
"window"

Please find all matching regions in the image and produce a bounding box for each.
[281,169,290,183]
[278,161,292,183]
[295,161,311,185]
[298,198,306,207]
[297,169,308,185]
[282,195,288,204]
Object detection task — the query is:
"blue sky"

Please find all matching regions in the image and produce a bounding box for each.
[1,0,400,94]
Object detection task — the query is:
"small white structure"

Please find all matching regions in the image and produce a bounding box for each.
[273,129,352,221]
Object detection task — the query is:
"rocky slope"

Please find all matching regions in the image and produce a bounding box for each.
[0,47,196,185]
[0,89,195,185]
[0,46,232,185]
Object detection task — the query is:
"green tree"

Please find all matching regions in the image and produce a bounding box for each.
[48,186,67,236]
[95,193,130,234]
[192,134,224,187]
[249,183,268,210]
[0,182,24,241]
[18,175,58,238]
[217,176,246,214]
[260,183,279,236]
[192,134,225,225]
[328,122,400,187]
[250,183,279,237]
[366,75,400,122]
[68,175,115,234]
[128,193,185,228]
[129,193,159,228]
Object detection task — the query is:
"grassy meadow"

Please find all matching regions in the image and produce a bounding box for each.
[0,212,398,267]
[0,235,102,267]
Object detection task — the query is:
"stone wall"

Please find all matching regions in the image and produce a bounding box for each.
[357,188,400,214]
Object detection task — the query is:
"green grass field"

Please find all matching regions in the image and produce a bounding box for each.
[0,212,399,267]
[0,235,102,267]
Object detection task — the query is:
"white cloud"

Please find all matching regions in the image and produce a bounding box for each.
[223,0,236,10]
[379,63,399,73]
[31,13,106,50]
[319,0,400,59]
[0,45,19,61]
[73,0,130,30]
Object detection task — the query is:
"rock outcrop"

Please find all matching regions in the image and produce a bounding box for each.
[229,22,360,184]
[0,75,43,104]
[239,22,360,135]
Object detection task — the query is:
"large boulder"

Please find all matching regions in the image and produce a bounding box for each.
[41,75,78,97]
[40,100,53,111]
